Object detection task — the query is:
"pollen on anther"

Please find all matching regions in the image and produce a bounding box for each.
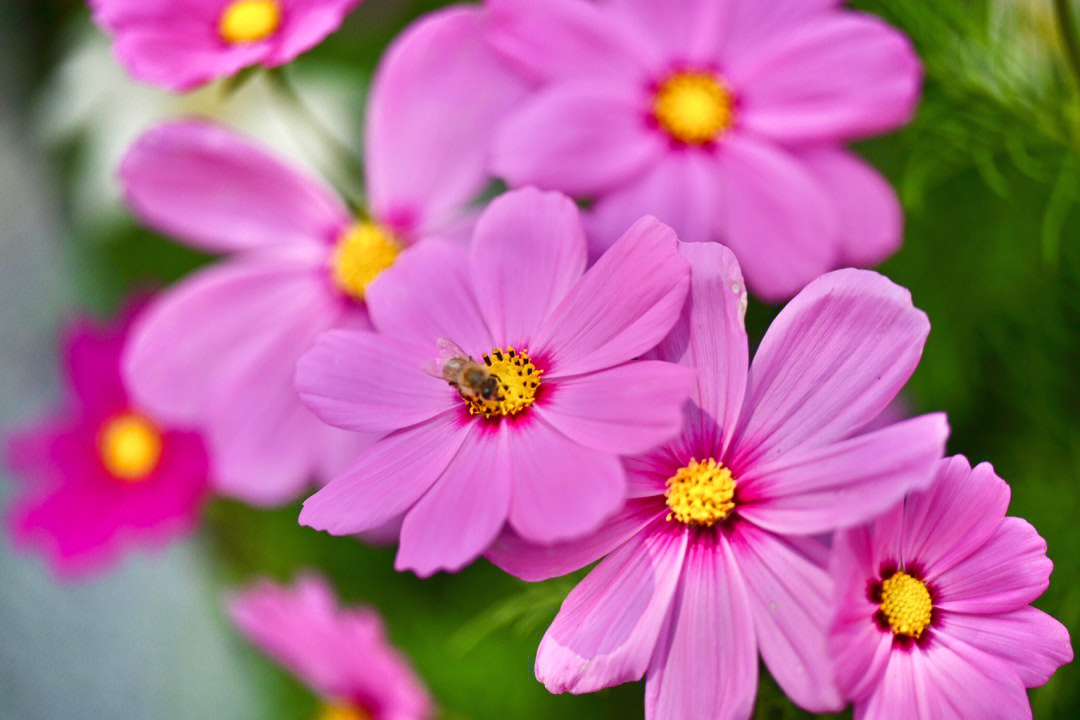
[466,347,542,419]
[653,72,733,144]
[879,571,933,639]
[665,458,736,526]
[330,221,401,301]
[219,0,282,44]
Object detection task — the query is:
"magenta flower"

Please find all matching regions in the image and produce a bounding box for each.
[4,305,209,578]
[829,456,1072,719]
[485,0,921,300]
[121,8,524,506]
[88,0,364,91]
[228,574,433,720]
[487,242,949,720]
[296,188,694,576]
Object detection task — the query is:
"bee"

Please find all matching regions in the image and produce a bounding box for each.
[422,338,503,407]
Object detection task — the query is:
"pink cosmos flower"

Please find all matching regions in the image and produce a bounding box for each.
[4,304,209,578]
[829,456,1072,719]
[485,0,922,300]
[487,242,950,720]
[121,8,525,506]
[228,574,433,720]
[89,0,364,91]
[296,188,694,576]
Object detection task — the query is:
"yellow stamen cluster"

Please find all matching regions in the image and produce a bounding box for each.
[99,413,163,482]
[468,347,541,419]
[331,222,402,301]
[665,458,736,526]
[653,72,733,144]
[317,702,371,720]
[219,0,282,43]
[880,572,933,638]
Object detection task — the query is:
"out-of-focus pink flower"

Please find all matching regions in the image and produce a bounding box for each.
[4,304,210,578]
[485,0,922,300]
[488,243,948,720]
[88,0,364,91]
[829,456,1072,720]
[228,574,433,720]
[120,8,525,506]
[296,188,694,576]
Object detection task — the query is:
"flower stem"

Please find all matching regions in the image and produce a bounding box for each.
[267,68,366,211]
[1053,0,1080,94]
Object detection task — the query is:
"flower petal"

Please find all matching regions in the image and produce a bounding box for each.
[854,650,930,720]
[366,7,527,236]
[506,416,626,544]
[941,606,1072,688]
[124,260,328,422]
[933,517,1052,615]
[263,0,364,67]
[61,315,128,420]
[120,120,346,254]
[485,0,659,83]
[537,523,688,694]
[731,524,843,712]
[730,13,922,144]
[645,534,758,720]
[396,423,511,576]
[299,411,470,535]
[297,329,455,434]
[912,635,1032,720]
[714,133,838,301]
[607,0,731,65]
[108,26,267,92]
[737,413,948,535]
[366,238,493,353]
[585,149,725,257]
[538,361,695,456]
[720,0,840,62]
[829,526,894,702]
[534,216,689,378]
[486,497,665,581]
[492,81,665,197]
[730,268,930,467]
[469,188,586,346]
[799,147,903,268]
[227,575,356,697]
[901,457,1011,579]
[652,241,748,455]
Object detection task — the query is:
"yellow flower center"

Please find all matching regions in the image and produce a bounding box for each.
[99,413,163,482]
[653,72,733,144]
[219,0,282,44]
[467,347,542,419]
[331,222,402,301]
[665,458,736,526]
[317,702,371,720]
[880,571,933,639]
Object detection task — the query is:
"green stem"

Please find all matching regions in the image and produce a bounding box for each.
[267,68,366,211]
[1053,0,1080,95]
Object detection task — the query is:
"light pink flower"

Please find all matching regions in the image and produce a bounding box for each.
[4,303,209,578]
[829,456,1072,720]
[485,0,922,300]
[121,8,524,506]
[88,0,363,91]
[296,188,694,576]
[488,242,949,720]
[228,574,433,720]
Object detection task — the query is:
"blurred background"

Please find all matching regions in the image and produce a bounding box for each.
[1,1,1078,718]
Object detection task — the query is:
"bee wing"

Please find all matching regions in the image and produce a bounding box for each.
[422,338,472,378]
[421,357,446,379]
[435,337,471,360]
